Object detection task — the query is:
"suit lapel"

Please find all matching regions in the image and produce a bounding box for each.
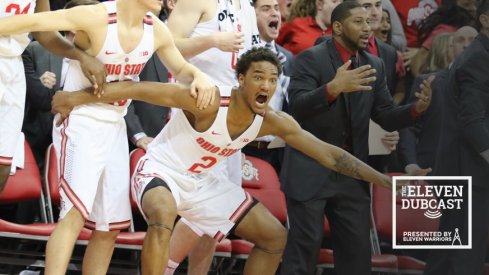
[50,54,63,90]
[326,39,350,117]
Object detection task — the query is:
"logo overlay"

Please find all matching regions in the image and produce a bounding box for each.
[393,176,471,249]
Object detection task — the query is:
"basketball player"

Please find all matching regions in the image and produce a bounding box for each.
[0,1,215,274]
[52,47,392,275]
[0,0,105,194]
[166,1,262,272]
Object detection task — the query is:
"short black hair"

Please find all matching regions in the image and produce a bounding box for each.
[235,47,282,79]
[331,1,362,26]
[64,0,99,9]
[477,0,489,31]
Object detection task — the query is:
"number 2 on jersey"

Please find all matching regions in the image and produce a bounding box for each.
[188,156,217,173]
[5,3,31,15]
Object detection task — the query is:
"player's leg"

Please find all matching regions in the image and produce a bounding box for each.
[47,115,108,274]
[140,178,178,275]
[0,58,26,192]
[234,203,287,275]
[82,120,131,275]
[187,235,216,275]
[82,230,120,275]
[165,220,203,274]
[45,207,86,275]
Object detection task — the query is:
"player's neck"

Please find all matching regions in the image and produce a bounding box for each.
[116,0,149,26]
[228,88,254,125]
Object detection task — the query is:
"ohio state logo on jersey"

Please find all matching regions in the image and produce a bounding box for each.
[105,62,147,76]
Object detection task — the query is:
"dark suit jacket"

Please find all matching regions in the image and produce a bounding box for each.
[398,70,448,172]
[276,44,294,76]
[125,54,170,143]
[21,41,63,165]
[435,34,489,187]
[281,38,415,201]
[315,35,398,93]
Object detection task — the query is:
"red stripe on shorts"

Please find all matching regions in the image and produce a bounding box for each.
[229,192,253,223]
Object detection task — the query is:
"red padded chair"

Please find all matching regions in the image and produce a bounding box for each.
[372,173,440,274]
[0,141,93,270]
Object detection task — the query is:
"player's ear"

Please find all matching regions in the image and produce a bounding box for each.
[238,73,245,86]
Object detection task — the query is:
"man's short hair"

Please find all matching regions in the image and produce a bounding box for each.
[477,0,489,31]
[235,47,282,79]
[331,1,363,26]
[64,0,99,9]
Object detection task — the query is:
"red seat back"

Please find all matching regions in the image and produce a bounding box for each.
[372,173,440,240]
[241,156,287,224]
[0,141,41,203]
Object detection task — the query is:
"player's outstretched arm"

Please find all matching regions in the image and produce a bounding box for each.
[262,111,392,188]
[154,21,215,110]
[51,81,218,124]
[0,4,99,35]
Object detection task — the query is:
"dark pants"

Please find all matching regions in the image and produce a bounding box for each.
[424,185,489,275]
[280,174,372,275]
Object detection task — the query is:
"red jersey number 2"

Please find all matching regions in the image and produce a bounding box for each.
[188,156,217,174]
[6,2,31,15]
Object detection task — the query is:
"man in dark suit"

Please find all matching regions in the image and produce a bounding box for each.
[398,26,478,177]
[242,0,294,174]
[424,3,489,274]
[316,0,402,172]
[22,41,63,170]
[279,2,433,274]
[125,55,170,151]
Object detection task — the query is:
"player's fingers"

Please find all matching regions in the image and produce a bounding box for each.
[190,84,198,99]
[338,60,351,71]
[356,84,373,91]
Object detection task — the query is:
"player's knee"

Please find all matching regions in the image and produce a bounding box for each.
[91,230,119,244]
[143,195,177,224]
[255,221,287,251]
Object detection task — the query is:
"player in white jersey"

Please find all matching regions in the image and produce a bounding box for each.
[166,1,263,272]
[0,0,215,274]
[0,0,105,194]
[52,48,393,275]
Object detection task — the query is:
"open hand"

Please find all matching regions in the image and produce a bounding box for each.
[328,60,377,97]
[414,75,435,113]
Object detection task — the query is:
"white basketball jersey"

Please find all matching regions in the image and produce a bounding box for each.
[188,0,261,86]
[147,86,264,175]
[64,1,154,122]
[0,0,36,56]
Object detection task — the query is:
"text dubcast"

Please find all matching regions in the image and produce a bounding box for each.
[393,176,471,249]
